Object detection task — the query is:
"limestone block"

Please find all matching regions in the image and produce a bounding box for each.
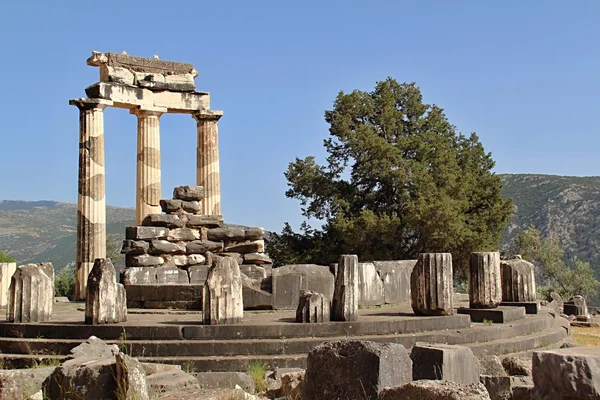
[501,357,531,377]
[85,258,127,324]
[68,336,120,359]
[160,199,183,213]
[151,90,210,112]
[126,226,168,240]
[281,371,304,399]
[167,228,200,241]
[99,64,135,85]
[156,266,189,284]
[173,186,205,201]
[358,262,385,306]
[411,343,480,385]
[244,227,264,240]
[149,240,186,255]
[203,257,243,324]
[121,240,150,255]
[39,262,55,282]
[7,264,53,322]
[172,255,188,266]
[296,290,330,323]
[411,253,454,316]
[240,265,267,280]
[207,227,246,241]
[373,260,415,304]
[242,283,273,310]
[88,51,195,75]
[272,264,335,310]
[122,267,158,285]
[146,368,200,398]
[379,380,491,400]
[302,340,412,400]
[243,252,272,265]
[550,292,564,310]
[186,240,224,254]
[136,73,196,92]
[186,215,224,228]
[188,254,206,265]
[478,355,507,377]
[532,347,600,399]
[469,252,502,309]
[480,375,511,400]
[142,214,184,228]
[128,254,164,267]
[564,295,588,316]
[0,367,55,400]
[0,262,16,308]
[500,259,536,302]
[332,255,359,321]
[125,284,202,309]
[224,240,265,253]
[181,200,202,213]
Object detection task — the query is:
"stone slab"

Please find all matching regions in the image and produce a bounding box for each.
[125,284,202,308]
[500,301,540,314]
[411,343,480,385]
[457,306,526,323]
[272,265,335,310]
[87,51,195,74]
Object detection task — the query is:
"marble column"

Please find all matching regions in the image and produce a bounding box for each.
[469,252,501,308]
[411,253,454,316]
[70,98,112,301]
[193,111,223,215]
[131,106,166,225]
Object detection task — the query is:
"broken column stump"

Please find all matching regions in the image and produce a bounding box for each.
[85,258,127,324]
[203,255,243,324]
[331,254,359,322]
[469,252,501,309]
[7,263,53,322]
[296,290,330,323]
[411,253,454,316]
[500,257,539,313]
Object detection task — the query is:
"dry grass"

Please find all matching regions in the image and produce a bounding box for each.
[572,326,600,346]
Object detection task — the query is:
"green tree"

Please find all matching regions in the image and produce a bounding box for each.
[106,233,123,261]
[0,251,16,263]
[516,226,599,300]
[278,78,513,278]
[55,263,75,299]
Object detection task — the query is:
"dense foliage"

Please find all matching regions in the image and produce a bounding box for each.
[268,78,513,278]
[0,251,16,263]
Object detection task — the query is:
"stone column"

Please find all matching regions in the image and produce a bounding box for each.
[332,254,359,321]
[193,111,223,216]
[411,253,454,316]
[131,106,167,225]
[70,98,112,301]
[500,258,537,302]
[469,252,502,308]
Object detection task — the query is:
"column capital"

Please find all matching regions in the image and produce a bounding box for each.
[69,98,113,111]
[130,105,168,117]
[193,110,223,122]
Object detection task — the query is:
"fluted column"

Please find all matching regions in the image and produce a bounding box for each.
[70,98,112,301]
[131,106,166,225]
[469,252,501,308]
[193,111,223,215]
[411,253,454,316]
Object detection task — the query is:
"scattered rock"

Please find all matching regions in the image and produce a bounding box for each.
[478,355,507,377]
[296,290,330,323]
[379,380,491,400]
[172,186,204,201]
[501,357,531,377]
[0,367,56,400]
[411,343,480,385]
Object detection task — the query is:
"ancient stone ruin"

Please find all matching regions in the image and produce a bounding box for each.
[203,255,244,324]
[296,290,330,323]
[469,251,502,309]
[85,258,127,325]
[410,253,454,316]
[331,254,359,321]
[7,263,54,323]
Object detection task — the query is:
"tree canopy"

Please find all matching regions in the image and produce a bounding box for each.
[268,78,513,278]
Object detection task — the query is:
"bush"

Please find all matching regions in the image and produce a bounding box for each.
[0,251,16,263]
[55,264,76,299]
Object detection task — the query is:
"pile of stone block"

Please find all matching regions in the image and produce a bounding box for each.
[120,186,272,309]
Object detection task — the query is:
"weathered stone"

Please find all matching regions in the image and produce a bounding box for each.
[240,265,267,280]
[99,65,135,85]
[358,262,385,306]
[186,240,224,254]
[411,343,480,385]
[172,255,188,266]
[160,199,183,213]
[179,200,202,213]
[480,375,511,400]
[126,226,168,240]
[148,240,186,255]
[379,380,491,400]
[194,372,255,392]
[167,228,200,241]
[142,214,184,229]
[146,368,200,397]
[88,51,195,75]
[222,252,243,265]
[125,284,202,309]
[186,215,224,228]
[0,262,16,308]
[281,370,304,399]
[122,267,158,285]
[501,357,531,376]
[224,240,265,253]
[296,290,330,322]
[242,282,273,310]
[173,186,204,201]
[564,295,588,316]
[128,254,164,267]
[187,254,206,265]
[0,367,55,400]
[469,252,502,309]
[244,227,264,240]
[302,340,412,400]
[156,266,189,284]
[188,265,210,283]
[272,264,335,310]
[203,257,243,324]
[69,336,120,359]
[85,258,127,324]
[7,264,53,322]
[532,347,600,399]
[551,292,564,310]
[121,240,149,255]
[243,252,272,265]
[39,262,55,282]
[331,255,359,321]
[373,260,415,304]
[207,227,246,241]
[500,258,537,302]
[478,355,507,377]
[411,253,454,316]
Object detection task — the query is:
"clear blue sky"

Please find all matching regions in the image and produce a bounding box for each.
[0,1,598,232]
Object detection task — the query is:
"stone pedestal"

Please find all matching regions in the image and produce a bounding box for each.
[410,343,480,385]
[203,256,243,324]
[7,264,53,322]
[500,259,537,302]
[70,98,112,301]
[331,254,359,322]
[469,252,501,308]
[0,262,16,307]
[194,111,223,216]
[132,106,166,225]
[296,290,330,323]
[564,295,588,317]
[457,306,526,323]
[85,258,127,324]
[411,253,454,316]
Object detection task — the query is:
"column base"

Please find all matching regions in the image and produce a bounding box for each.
[457,306,526,323]
[500,301,540,314]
